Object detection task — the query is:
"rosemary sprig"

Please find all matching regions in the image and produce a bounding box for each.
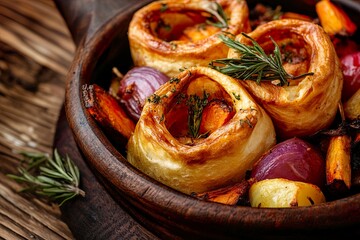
[8,149,85,206]
[203,1,228,28]
[209,33,314,86]
[186,91,209,138]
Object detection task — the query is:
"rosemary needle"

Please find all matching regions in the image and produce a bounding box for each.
[209,33,314,86]
[204,1,228,29]
[8,149,85,206]
[186,91,209,138]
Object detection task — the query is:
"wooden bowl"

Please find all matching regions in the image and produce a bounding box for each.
[64,0,360,238]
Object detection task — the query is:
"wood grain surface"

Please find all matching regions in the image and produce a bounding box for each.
[54,109,158,240]
[0,0,75,239]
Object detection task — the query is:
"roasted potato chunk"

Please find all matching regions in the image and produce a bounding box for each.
[249,178,326,208]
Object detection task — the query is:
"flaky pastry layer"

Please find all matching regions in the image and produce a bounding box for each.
[127,67,276,194]
[228,19,343,139]
[128,0,250,77]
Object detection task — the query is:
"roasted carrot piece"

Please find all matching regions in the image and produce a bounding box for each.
[326,135,352,195]
[344,88,360,121]
[280,12,313,22]
[83,84,135,142]
[178,24,220,42]
[199,99,234,135]
[351,138,360,188]
[193,180,250,205]
[325,103,352,196]
[344,90,360,165]
[316,0,357,36]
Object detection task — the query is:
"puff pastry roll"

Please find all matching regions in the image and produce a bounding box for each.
[128,0,250,77]
[127,67,276,194]
[227,19,343,139]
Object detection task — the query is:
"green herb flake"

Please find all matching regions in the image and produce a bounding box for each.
[160,3,168,12]
[179,67,187,72]
[176,93,186,104]
[163,23,172,31]
[250,107,258,112]
[186,91,210,138]
[240,117,253,128]
[232,92,241,100]
[159,114,165,123]
[147,94,161,104]
[171,86,177,93]
[169,77,180,84]
[170,42,177,50]
[147,94,167,104]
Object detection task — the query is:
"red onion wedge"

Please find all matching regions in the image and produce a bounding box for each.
[250,137,326,188]
[117,66,169,121]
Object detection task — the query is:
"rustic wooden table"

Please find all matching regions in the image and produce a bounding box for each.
[0,0,75,238]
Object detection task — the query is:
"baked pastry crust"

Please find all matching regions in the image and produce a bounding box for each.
[127,67,276,194]
[227,19,343,139]
[128,0,250,77]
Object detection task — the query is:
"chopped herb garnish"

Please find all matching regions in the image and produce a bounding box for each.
[176,93,186,104]
[186,91,209,138]
[160,3,168,12]
[169,77,180,84]
[157,19,172,32]
[170,42,177,50]
[240,117,253,128]
[162,24,172,31]
[159,114,165,123]
[204,1,228,28]
[232,92,241,100]
[246,117,253,128]
[209,33,314,86]
[147,94,167,104]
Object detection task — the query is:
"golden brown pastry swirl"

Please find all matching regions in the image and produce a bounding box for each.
[227,19,343,139]
[127,67,276,194]
[128,0,250,77]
